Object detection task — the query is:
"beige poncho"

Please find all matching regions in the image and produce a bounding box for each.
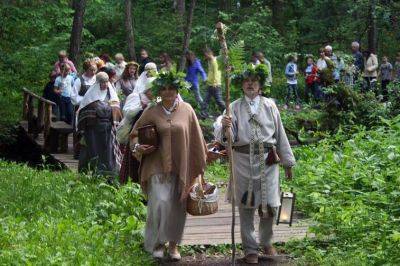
[130,102,207,201]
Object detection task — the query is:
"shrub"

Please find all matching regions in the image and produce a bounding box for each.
[0,161,153,265]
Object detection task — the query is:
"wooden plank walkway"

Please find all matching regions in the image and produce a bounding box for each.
[20,120,311,245]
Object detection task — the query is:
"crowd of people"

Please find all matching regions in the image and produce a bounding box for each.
[44,43,400,127]
[281,42,400,109]
[41,43,399,263]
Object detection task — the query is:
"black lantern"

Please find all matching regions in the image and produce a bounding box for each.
[276,190,296,226]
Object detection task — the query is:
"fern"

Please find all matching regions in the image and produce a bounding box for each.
[228,40,245,73]
[216,40,245,73]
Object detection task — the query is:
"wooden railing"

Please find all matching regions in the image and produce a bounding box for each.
[22,87,55,139]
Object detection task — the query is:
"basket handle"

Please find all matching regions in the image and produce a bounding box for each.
[197,175,205,198]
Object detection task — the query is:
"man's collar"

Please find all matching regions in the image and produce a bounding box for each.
[245,95,260,104]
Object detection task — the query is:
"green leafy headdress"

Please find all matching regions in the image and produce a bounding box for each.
[231,63,269,87]
[150,70,191,95]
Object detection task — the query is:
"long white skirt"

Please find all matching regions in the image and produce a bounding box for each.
[144,174,187,252]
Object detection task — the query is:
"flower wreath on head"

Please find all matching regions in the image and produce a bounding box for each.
[284,52,298,61]
[231,63,269,87]
[150,69,191,96]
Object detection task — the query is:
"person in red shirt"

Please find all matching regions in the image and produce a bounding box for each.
[54,50,77,75]
[305,56,322,102]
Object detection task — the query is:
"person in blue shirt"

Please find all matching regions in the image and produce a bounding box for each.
[54,63,74,124]
[184,51,207,116]
[284,54,300,110]
[351,41,364,80]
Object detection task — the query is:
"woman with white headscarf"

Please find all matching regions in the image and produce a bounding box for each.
[77,72,121,176]
[133,62,158,94]
[117,63,157,184]
[117,62,158,148]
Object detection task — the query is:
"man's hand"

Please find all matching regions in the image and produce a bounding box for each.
[284,167,293,180]
[136,144,156,155]
[221,115,232,128]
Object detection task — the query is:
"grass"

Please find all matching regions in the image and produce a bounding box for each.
[2,115,400,265]
[0,161,154,265]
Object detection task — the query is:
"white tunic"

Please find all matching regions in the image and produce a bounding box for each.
[71,74,96,106]
[214,96,295,209]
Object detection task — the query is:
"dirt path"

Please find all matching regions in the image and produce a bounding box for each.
[159,253,294,265]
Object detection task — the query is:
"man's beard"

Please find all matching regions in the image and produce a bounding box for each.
[245,88,258,98]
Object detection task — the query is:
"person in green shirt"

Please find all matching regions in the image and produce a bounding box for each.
[202,48,226,117]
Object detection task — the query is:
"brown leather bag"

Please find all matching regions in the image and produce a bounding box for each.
[266,146,281,165]
[138,124,158,147]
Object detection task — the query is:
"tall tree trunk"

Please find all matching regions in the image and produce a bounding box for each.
[179,0,196,71]
[125,0,136,61]
[68,0,86,65]
[174,0,185,16]
[367,0,377,53]
[270,0,284,34]
[219,0,232,11]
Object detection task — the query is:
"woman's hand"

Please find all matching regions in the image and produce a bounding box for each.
[136,144,156,155]
[284,167,293,180]
[221,115,232,128]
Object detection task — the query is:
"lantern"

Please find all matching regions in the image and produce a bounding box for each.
[276,191,295,226]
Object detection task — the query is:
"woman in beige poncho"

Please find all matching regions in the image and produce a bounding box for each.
[130,71,207,261]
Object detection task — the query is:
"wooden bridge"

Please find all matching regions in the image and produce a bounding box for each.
[20,88,311,246]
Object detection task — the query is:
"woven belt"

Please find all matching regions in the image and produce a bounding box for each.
[234,142,273,154]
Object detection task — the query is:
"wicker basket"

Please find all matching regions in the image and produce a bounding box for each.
[187,176,218,216]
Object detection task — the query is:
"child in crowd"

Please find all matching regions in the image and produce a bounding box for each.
[343,56,357,86]
[305,56,321,102]
[284,54,300,110]
[54,63,74,124]
[379,56,393,101]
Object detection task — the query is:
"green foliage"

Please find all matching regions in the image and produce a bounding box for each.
[231,63,269,86]
[321,83,389,131]
[0,161,153,265]
[385,82,400,117]
[283,116,400,265]
[204,161,229,185]
[0,3,72,127]
[218,1,285,66]
[280,106,326,141]
[205,115,400,264]
[150,69,190,96]
[227,40,246,73]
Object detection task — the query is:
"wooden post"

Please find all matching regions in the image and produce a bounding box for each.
[27,96,34,134]
[43,103,52,151]
[37,100,45,133]
[22,91,29,120]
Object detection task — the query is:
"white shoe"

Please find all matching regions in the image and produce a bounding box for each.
[169,251,181,261]
[169,246,181,261]
[152,246,164,259]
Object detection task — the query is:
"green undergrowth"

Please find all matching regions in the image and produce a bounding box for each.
[195,116,400,265]
[2,115,400,265]
[0,162,153,265]
[282,116,400,265]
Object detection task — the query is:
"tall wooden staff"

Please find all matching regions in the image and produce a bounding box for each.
[216,22,237,265]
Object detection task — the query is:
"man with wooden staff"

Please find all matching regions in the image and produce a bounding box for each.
[214,64,296,264]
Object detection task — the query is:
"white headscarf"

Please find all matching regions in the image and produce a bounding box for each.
[78,80,120,112]
[134,62,158,94]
